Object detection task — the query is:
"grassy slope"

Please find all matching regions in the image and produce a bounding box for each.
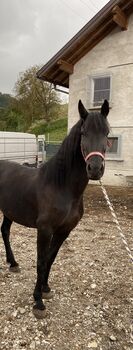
[29,117,68,141]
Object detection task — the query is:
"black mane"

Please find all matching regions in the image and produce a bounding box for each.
[40,111,110,186]
[40,119,83,186]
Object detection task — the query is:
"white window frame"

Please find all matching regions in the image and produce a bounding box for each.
[88,74,112,109]
[106,134,122,160]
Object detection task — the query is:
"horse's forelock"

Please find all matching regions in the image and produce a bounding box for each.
[84,112,110,135]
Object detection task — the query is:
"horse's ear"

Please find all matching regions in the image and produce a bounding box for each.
[101,99,109,118]
[78,100,88,120]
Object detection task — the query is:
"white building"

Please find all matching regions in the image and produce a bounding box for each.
[37,0,133,186]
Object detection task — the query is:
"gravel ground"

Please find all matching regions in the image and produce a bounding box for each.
[0,185,133,350]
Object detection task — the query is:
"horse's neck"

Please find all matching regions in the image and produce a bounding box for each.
[69,157,88,197]
[63,143,88,198]
[53,127,88,197]
[43,125,88,197]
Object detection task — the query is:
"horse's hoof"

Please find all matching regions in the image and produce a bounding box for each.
[9,265,20,273]
[43,285,51,293]
[42,290,54,300]
[33,307,46,319]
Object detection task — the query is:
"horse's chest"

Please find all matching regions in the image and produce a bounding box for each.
[63,206,79,224]
[39,193,83,232]
[56,199,83,231]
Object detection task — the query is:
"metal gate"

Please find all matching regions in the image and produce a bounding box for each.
[45,141,62,160]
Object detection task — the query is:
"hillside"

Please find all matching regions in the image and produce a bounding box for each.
[29,117,68,141]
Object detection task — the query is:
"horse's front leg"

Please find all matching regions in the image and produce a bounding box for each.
[33,223,52,318]
[42,231,70,298]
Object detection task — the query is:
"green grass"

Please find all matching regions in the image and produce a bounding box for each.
[29,117,68,141]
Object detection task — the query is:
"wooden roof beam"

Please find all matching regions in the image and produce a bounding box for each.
[57,59,74,74]
[112,5,128,30]
[67,18,113,64]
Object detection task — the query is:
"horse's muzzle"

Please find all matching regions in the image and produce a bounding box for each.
[86,158,105,180]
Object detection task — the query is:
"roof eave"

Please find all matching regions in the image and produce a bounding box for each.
[37,0,133,88]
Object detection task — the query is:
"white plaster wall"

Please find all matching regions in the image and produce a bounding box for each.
[68,13,133,185]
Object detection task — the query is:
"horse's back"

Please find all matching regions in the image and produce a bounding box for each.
[0,159,34,174]
[0,160,37,191]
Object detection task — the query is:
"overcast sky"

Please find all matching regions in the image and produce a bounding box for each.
[0,0,109,95]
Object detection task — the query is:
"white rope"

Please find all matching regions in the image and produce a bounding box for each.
[99,180,133,265]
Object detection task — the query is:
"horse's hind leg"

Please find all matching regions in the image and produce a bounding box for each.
[1,216,19,272]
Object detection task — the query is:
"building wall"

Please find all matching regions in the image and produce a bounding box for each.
[68,13,133,186]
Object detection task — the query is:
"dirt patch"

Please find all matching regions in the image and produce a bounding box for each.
[0,185,133,350]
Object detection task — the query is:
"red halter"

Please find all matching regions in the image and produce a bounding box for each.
[84,151,105,162]
[81,138,111,163]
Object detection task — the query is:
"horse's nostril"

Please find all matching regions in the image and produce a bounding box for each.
[87,162,104,174]
[87,163,91,172]
[101,162,104,171]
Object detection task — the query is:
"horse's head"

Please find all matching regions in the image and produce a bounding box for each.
[78,99,110,180]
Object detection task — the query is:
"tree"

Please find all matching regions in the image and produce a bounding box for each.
[0,93,22,131]
[14,66,61,126]
[0,92,13,109]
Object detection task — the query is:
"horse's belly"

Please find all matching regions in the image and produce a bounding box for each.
[1,205,37,228]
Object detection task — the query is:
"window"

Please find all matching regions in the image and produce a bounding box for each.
[38,140,44,152]
[92,76,111,107]
[106,136,122,159]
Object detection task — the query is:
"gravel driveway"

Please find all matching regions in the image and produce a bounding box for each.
[0,185,133,350]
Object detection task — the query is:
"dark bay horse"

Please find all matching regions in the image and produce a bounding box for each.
[0,100,110,318]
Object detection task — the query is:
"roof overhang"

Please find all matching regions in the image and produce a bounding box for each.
[37,0,133,88]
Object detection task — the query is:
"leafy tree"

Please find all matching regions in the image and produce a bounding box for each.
[14,65,61,125]
[0,107,25,132]
[0,92,13,109]
[0,66,68,133]
[0,92,26,131]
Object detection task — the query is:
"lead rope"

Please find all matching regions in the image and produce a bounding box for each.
[99,179,133,265]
